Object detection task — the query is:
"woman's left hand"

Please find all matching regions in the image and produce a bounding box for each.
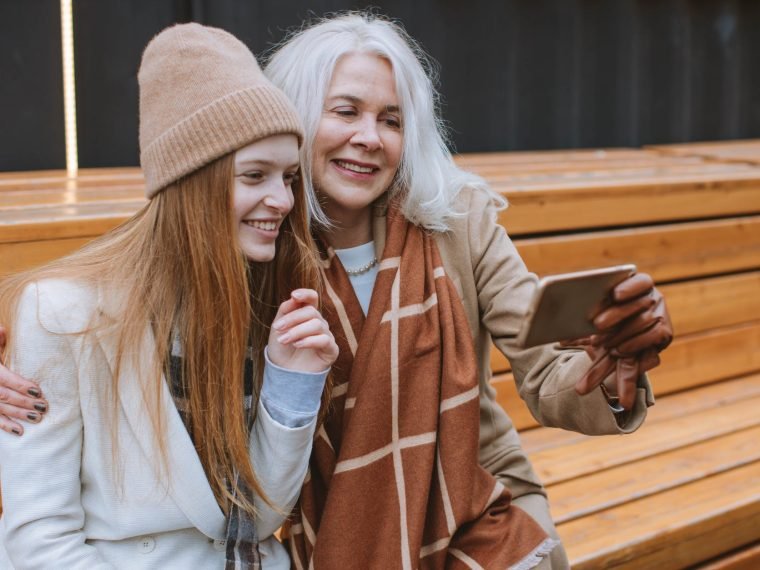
[569,272,673,410]
[267,289,339,373]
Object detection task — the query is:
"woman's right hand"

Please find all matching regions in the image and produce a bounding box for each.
[267,289,338,373]
[0,325,48,436]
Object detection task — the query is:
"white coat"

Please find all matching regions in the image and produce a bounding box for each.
[0,279,315,569]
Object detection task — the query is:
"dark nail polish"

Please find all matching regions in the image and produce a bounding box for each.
[27,412,38,421]
[11,428,21,436]
[34,403,47,413]
[27,388,41,398]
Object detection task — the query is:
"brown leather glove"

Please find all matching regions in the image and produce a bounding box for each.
[564,273,673,410]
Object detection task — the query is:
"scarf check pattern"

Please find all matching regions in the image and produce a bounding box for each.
[169,350,261,569]
[285,204,556,569]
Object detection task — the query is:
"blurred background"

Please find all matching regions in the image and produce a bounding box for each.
[2,0,760,172]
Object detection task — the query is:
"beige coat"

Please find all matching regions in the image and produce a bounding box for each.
[372,188,654,499]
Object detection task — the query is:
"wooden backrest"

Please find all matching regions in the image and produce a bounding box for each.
[451,148,760,430]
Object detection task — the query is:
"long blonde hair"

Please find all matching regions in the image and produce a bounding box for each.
[0,152,324,515]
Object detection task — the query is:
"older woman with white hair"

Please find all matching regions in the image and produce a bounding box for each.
[261,12,672,569]
[0,11,672,570]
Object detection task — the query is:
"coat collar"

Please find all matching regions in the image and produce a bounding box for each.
[94,286,227,538]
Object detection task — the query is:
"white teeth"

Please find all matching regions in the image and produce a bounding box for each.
[246,220,277,231]
[336,160,374,174]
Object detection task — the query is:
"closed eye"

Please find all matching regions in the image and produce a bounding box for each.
[284,171,301,185]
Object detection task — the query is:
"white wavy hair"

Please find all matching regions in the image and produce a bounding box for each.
[263,11,506,231]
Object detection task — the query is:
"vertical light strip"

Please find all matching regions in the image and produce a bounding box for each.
[60,0,78,179]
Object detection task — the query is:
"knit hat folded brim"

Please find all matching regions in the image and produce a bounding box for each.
[141,84,302,196]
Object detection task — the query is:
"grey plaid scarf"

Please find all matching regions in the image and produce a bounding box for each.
[169,341,262,569]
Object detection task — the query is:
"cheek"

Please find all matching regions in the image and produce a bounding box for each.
[385,136,403,173]
[232,183,248,220]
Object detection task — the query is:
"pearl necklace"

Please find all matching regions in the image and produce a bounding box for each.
[344,257,378,276]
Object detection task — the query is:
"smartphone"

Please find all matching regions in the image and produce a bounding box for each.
[515,264,637,348]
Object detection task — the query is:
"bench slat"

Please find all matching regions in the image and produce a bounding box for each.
[695,541,760,570]
[531,395,760,486]
[516,216,760,281]
[492,320,760,432]
[648,140,760,165]
[0,238,94,277]
[519,374,760,453]
[559,460,760,569]
[549,425,760,524]
[497,169,760,234]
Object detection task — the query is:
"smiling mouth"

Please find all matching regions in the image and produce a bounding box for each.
[334,160,377,174]
[244,220,278,231]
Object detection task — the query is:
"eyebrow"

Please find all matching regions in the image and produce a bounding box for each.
[235,159,300,169]
[328,94,400,114]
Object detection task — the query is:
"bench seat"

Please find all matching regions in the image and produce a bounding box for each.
[2,143,760,567]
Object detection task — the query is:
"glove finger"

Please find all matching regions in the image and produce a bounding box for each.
[613,273,654,302]
[639,348,661,373]
[616,357,640,410]
[616,319,673,355]
[575,351,616,395]
[594,293,655,331]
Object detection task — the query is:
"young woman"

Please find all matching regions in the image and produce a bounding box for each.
[0,12,672,570]
[0,23,337,569]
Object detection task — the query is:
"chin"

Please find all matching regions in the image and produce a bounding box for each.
[244,248,276,263]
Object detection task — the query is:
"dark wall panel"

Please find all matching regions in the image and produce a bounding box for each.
[3,0,760,170]
[0,0,65,171]
[73,0,187,168]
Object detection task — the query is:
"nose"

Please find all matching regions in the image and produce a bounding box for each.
[263,180,294,214]
[350,115,383,151]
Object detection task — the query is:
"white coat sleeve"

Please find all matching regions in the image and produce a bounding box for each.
[248,400,318,539]
[0,283,115,569]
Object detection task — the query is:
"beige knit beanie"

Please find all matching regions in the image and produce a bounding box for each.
[138,23,304,198]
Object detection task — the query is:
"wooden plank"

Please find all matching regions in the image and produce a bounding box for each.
[492,320,760,432]
[0,167,143,186]
[0,206,141,243]
[464,155,709,176]
[498,170,760,234]
[0,237,95,276]
[0,186,144,208]
[519,373,760,453]
[695,542,760,570]
[515,216,760,281]
[488,271,760,375]
[453,148,660,167]
[530,395,760,486]
[659,271,760,336]
[560,460,760,569]
[548,425,760,524]
[650,321,760,395]
[649,139,760,165]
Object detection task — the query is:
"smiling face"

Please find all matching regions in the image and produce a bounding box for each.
[311,53,403,232]
[233,134,300,262]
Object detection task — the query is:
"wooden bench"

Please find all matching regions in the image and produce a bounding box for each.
[453,145,760,568]
[0,168,146,277]
[2,143,760,567]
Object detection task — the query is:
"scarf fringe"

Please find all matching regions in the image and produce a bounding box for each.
[508,538,560,570]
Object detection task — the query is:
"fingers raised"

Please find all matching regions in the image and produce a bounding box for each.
[612,272,654,302]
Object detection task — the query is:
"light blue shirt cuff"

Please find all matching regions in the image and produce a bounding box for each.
[260,347,329,428]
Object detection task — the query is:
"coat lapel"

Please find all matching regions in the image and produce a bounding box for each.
[95,288,226,538]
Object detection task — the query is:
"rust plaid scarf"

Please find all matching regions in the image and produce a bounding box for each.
[284,204,556,569]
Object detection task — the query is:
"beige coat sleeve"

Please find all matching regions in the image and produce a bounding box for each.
[467,188,654,435]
